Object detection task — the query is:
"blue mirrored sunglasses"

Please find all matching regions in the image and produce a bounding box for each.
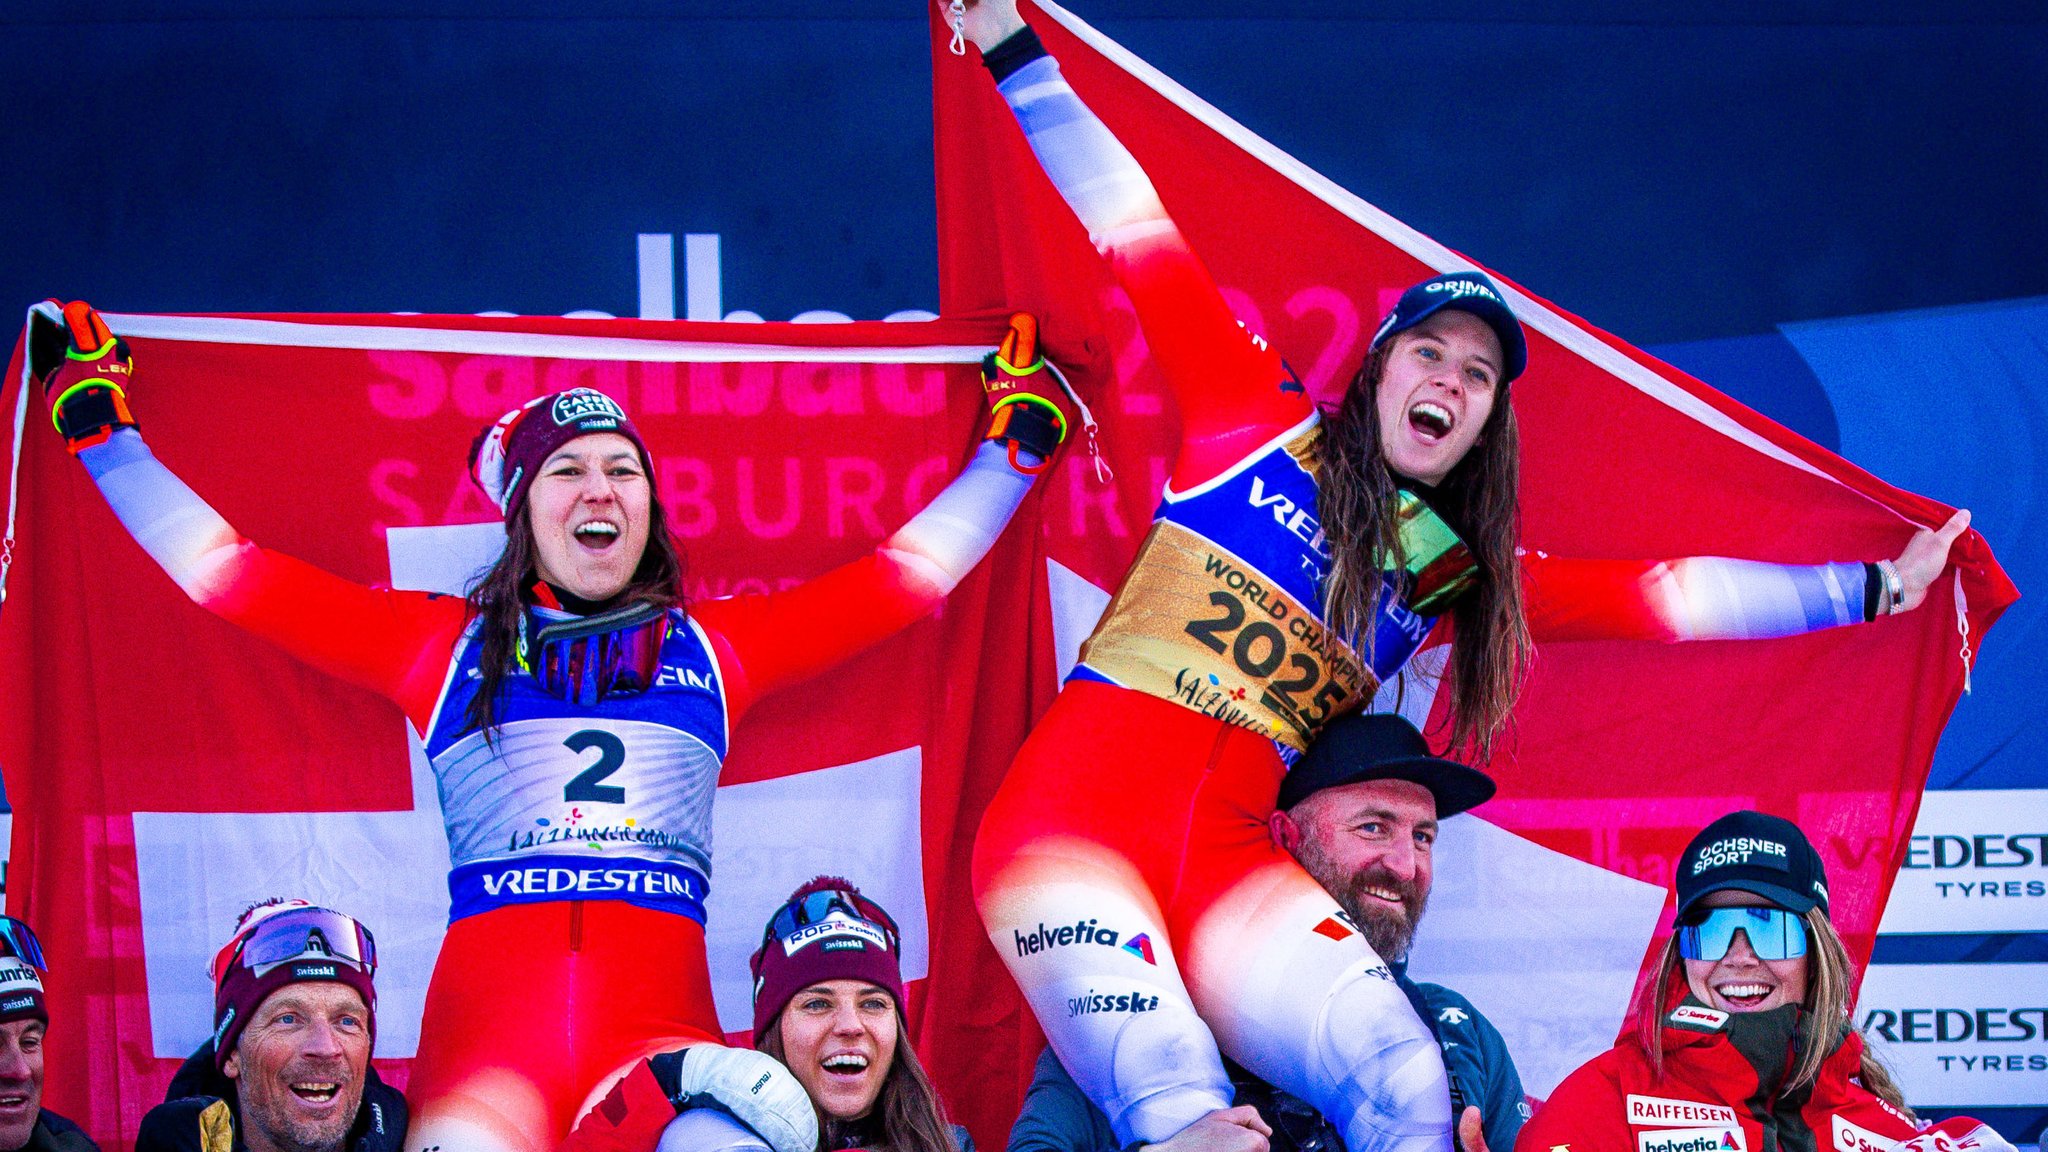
[1676,906,1807,962]
[764,889,900,954]
[0,918,46,972]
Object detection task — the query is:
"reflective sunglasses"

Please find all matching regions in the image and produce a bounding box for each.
[1676,905,1808,962]
[0,918,47,972]
[763,888,901,955]
[519,601,670,705]
[1386,489,1480,615]
[224,907,378,976]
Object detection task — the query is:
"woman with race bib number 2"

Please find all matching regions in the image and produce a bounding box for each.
[27,302,1070,1152]
[943,5,1971,1152]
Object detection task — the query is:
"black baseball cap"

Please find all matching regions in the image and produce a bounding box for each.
[1277,713,1496,818]
[1675,810,1831,919]
[1368,271,1528,385]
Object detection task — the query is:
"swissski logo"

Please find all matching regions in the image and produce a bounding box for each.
[1067,989,1162,1017]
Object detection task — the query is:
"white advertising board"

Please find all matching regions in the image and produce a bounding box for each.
[1855,962,2048,1108]
[1878,789,2048,936]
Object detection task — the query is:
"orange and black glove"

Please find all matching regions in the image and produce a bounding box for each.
[980,312,1070,475]
[28,300,138,454]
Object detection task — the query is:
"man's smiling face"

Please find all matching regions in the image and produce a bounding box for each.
[225,982,371,1152]
[1275,777,1437,961]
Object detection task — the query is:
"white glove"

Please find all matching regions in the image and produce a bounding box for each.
[1895,1119,2019,1152]
[667,1045,819,1152]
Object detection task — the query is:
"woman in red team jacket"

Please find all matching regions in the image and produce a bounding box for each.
[1518,811,2013,1152]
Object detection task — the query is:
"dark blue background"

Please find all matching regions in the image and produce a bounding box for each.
[4,3,2044,341]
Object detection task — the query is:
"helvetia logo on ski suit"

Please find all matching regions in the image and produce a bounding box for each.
[1634,1130,1744,1152]
[1013,919,1157,964]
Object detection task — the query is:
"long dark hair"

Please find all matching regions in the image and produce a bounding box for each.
[459,495,688,735]
[1317,344,1531,760]
[758,1008,961,1152]
[1635,909,1913,1116]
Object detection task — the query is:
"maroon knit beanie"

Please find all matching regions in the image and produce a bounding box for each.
[469,388,654,521]
[749,877,906,1039]
[210,902,378,1071]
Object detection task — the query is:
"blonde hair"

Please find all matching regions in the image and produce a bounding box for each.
[1634,907,1912,1117]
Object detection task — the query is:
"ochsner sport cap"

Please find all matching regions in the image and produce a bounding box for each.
[1675,810,1830,919]
[469,388,654,520]
[1368,271,1529,385]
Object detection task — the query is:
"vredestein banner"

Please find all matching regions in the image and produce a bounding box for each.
[1863,789,2048,1112]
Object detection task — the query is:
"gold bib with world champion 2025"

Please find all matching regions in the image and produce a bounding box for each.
[1074,420,1476,754]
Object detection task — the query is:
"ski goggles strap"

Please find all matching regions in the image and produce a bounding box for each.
[230,906,378,975]
[763,887,901,955]
[0,917,46,973]
[1676,905,1808,962]
[518,600,670,705]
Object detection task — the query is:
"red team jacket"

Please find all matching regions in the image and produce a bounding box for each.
[1516,993,2008,1152]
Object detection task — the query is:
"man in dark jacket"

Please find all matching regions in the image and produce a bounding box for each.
[138,901,405,1152]
[1009,715,1527,1152]
[0,917,96,1151]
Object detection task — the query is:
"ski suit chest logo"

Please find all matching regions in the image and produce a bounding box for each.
[1245,475,1329,559]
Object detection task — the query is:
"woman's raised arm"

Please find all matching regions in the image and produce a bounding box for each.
[1522,513,1970,643]
[32,301,463,723]
[692,317,1063,717]
[956,0,1313,488]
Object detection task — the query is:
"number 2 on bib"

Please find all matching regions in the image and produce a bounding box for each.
[563,729,628,804]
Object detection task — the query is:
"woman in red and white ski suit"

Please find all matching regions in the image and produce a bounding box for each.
[31,302,1063,1152]
[946,7,1972,1152]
